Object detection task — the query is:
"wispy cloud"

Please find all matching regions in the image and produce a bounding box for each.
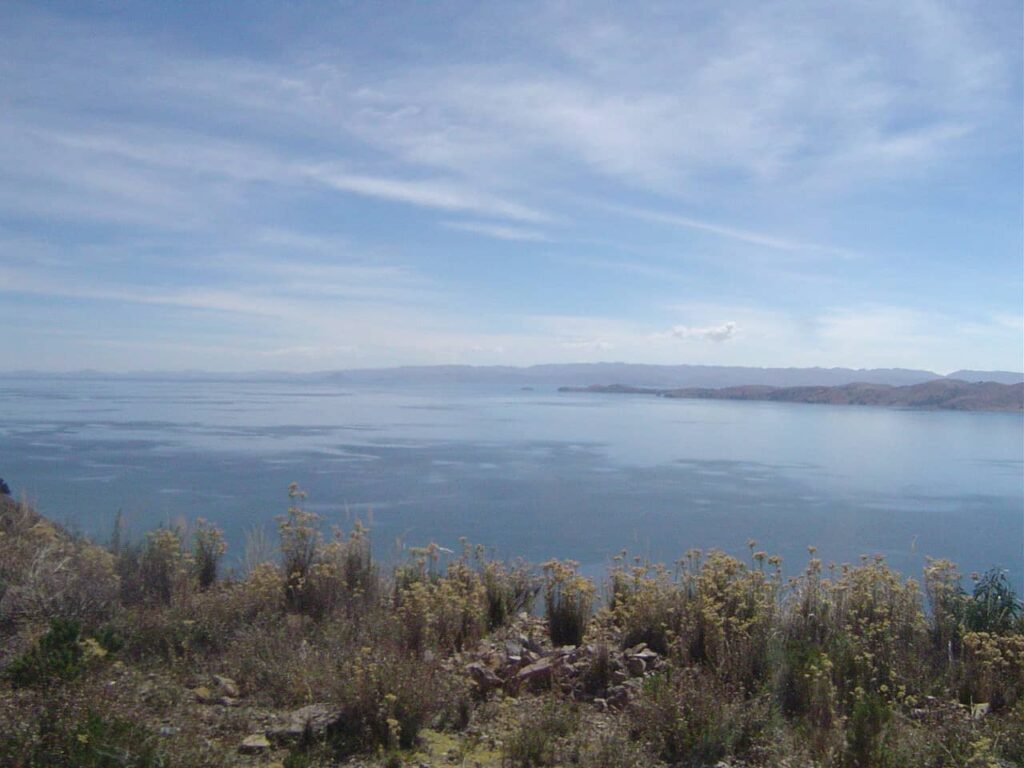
[311,169,549,222]
[441,220,549,242]
[608,205,855,258]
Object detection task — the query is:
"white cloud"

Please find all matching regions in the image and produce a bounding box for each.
[669,322,738,343]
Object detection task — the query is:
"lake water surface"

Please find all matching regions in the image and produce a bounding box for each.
[1,377,1021,588]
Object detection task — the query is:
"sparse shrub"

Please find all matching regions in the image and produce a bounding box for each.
[610,559,684,654]
[503,698,580,767]
[328,643,439,754]
[191,518,226,590]
[304,522,377,619]
[397,554,487,654]
[830,556,928,703]
[0,504,120,630]
[961,631,1024,710]
[0,477,10,496]
[278,483,323,613]
[573,721,653,768]
[542,560,594,647]
[0,707,169,768]
[631,667,777,764]
[481,556,538,630]
[140,527,186,605]
[581,641,613,696]
[676,549,778,688]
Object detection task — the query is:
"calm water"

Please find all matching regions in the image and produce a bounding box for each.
[1,377,1021,588]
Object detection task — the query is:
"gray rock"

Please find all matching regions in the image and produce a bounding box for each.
[238,733,271,754]
[212,674,240,698]
[466,661,502,693]
[516,657,558,688]
[625,656,646,677]
[266,702,344,744]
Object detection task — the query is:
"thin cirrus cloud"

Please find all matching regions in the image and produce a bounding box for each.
[0,1,1019,372]
[441,221,549,242]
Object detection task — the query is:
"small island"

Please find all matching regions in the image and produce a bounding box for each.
[560,379,1024,412]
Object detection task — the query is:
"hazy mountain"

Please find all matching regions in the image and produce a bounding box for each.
[319,363,947,388]
[945,370,1024,385]
[1,363,1021,389]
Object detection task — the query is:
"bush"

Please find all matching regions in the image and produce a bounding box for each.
[191,518,226,590]
[4,618,115,688]
[965,568,1021,634]
[328,644,440,754]
[0,503,120,631]
[278,483,322,614]
[542,560,594,647]
[481,557,538,630]
[0,708,169,768]
[631,667,777,765]
[139,527,186,605]
[503,699,580,767]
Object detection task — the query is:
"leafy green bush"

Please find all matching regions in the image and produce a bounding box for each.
[965,568,1021,634]
[6,618,87,688]
[0,708,170,768]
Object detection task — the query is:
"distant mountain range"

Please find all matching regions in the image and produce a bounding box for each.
[2,363,1022,388]
[560,379,1024,412]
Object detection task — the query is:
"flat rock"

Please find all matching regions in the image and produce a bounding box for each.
[238,733,271,754]
[466,661,502,693]
[212,674,240,698]
[266,702,344,744]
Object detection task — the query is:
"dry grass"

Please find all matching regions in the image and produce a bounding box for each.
[1,491,1022,767]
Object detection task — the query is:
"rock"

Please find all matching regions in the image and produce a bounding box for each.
[593,697,608,713]
[607,685,629,710]
[520,634,544,654]
[212,674,240,698]
[972,702,991,720]
[238,733,271,754]
[266,703,344,745]
[611,669,628,685]
[516,657,558,688]
[467,661,502,693]
[193,686,217,704]
[625,656,646,677]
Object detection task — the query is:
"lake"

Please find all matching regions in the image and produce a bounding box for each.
[1,376,1021,589]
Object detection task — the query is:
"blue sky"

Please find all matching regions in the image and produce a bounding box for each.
[1,1,1021,373]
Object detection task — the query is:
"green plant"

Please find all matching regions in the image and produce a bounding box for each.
[140,527,185,605]
[631,667,776,765]
[191,518,226,590]
[965,568,1021,634]
[481,557,538,630]
[0,708,169,768]
[277,483,322,614]
[4,617,116,688]
[503,699,580,767]
[542,560,594,647]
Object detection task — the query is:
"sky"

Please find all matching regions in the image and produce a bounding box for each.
[0,0,1021,374]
